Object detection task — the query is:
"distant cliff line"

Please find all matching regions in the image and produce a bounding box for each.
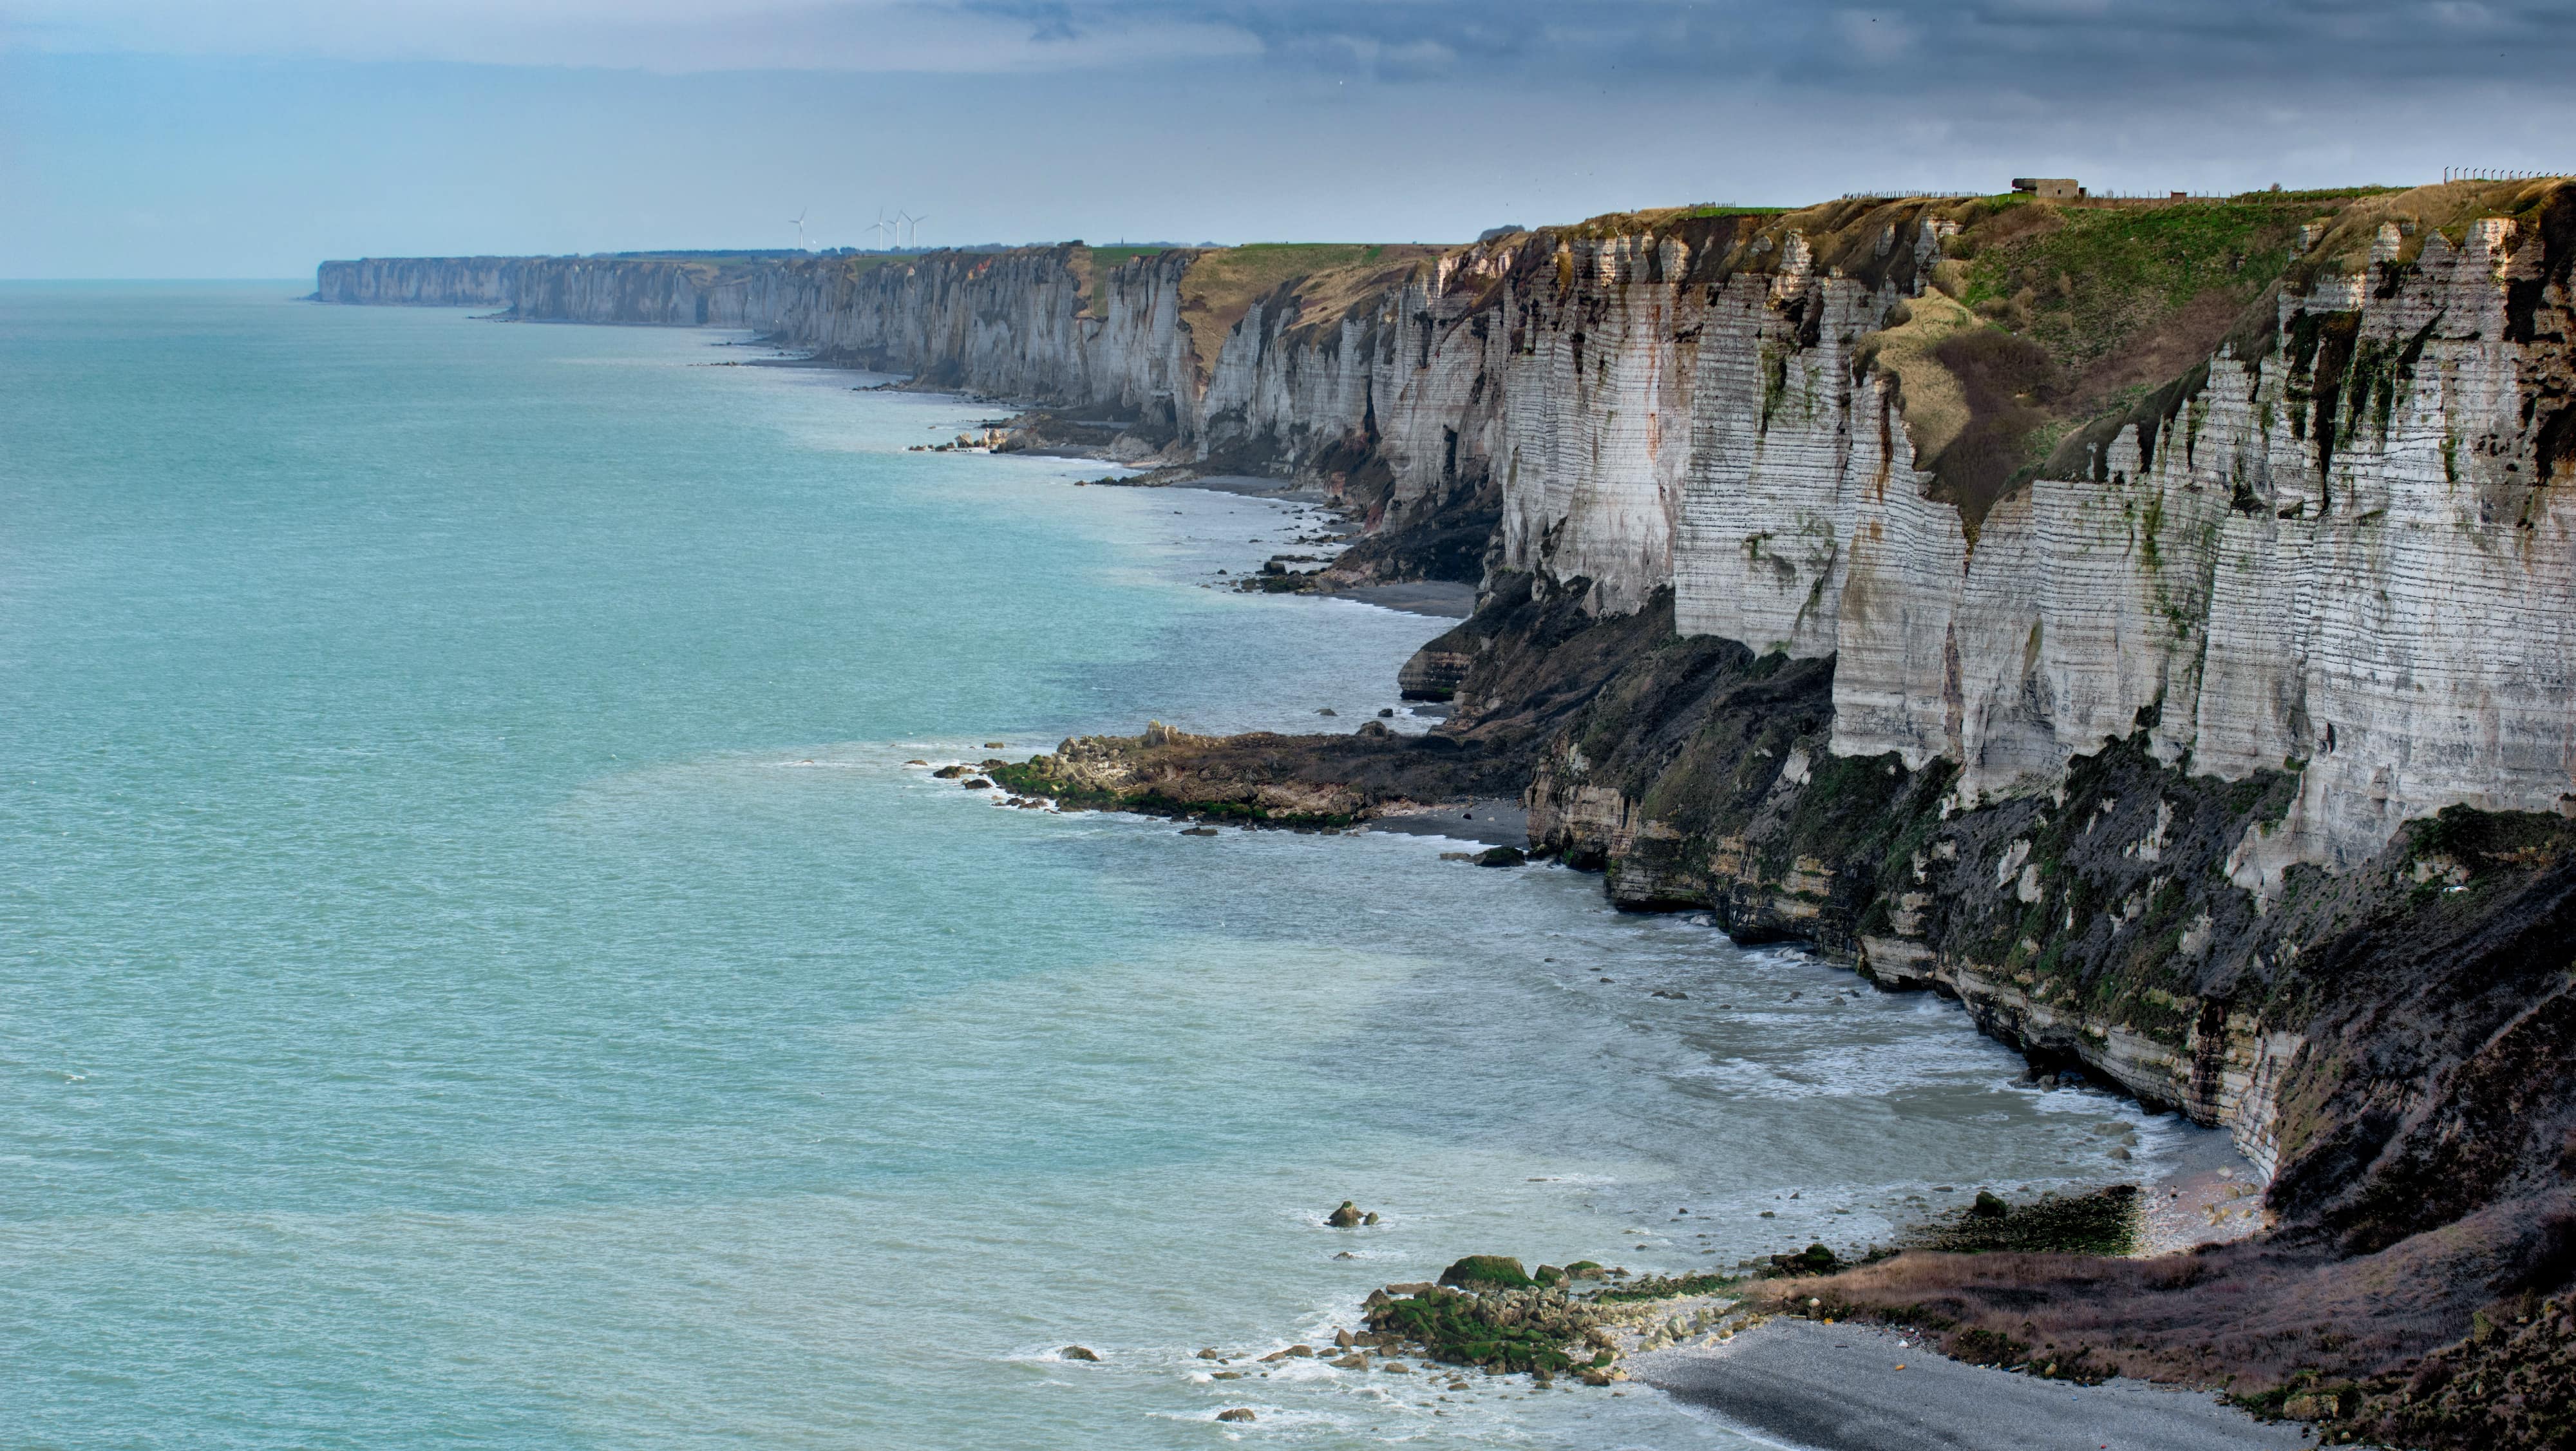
[319,181,2576,886]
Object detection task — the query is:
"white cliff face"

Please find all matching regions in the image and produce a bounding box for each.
[1840,218,2575,876]
[1386,205,2575,875]
[316,258,518,306]
[321,195,2575,874]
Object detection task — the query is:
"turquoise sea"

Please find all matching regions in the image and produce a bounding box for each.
[2,285,2168,1448]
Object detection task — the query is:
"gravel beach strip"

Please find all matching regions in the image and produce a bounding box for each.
[1634,1318,2311,1451]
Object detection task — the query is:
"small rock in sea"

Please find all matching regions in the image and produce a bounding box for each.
[1759,1210,1776,1218]
[1258,1349,1290,1363]
[1197,1348,1223,1360]
[983,741,1006,749]
[1650,989,1689,1000]
[1287,1344,1314,1357]
[1061,1345,1101,1362]
[1211,1370,1242,1380]
[1333,1251,1357,1260]
[1474,846,1526,868]
[933,764,967,779]
[1327,1200,1365,1228]
[961,778,992,790]
[1216,1408,1255,1423]
[1363,1211,1380,1225]
[1180,827,1219,837]
[2109,1146,2133,1161]
[904,759,929,766]
[1316,708,1337,716]
[1332,1354,1369,1369]
[1334,1328,1355,1348]
[1381,1361,1412,1373]
[1439,851,1475,861]
[1378,707,1395,717]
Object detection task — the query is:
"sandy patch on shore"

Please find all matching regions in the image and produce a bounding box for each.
[1634,1318,2311,1450]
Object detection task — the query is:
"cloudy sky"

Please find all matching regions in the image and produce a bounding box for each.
[3,0,2570,276]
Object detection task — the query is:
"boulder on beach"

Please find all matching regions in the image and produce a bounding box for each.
[1437,1255,1534,1289]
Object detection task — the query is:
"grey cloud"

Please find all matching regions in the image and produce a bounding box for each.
[1050,0,2571,90]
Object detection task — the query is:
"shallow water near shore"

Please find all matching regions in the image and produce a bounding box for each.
[3,284,2213,1448]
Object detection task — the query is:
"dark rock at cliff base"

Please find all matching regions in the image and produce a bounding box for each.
[1061,1345,1100,1362]
[1475,846,1526,867]
[1327,1200,1365,1228]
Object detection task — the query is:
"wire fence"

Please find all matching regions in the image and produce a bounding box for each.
[2443,167,2568,183]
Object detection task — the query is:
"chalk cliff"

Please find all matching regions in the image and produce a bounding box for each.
[316,256,519,307]
[316,179,2575,1159]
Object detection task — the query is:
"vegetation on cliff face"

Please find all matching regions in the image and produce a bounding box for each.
[1173,242,1442,388]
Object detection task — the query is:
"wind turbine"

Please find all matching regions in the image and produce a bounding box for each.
[867,213,893,251]
[907,214,929,249]
[789,207,810,251]
[892,210,915,249]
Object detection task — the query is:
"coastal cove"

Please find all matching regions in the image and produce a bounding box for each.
[0,285,2211,1449]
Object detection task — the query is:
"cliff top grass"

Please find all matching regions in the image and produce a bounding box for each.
[1175,242,1443,386]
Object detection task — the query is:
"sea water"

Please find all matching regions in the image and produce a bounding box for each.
[1,285,2174,1448]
